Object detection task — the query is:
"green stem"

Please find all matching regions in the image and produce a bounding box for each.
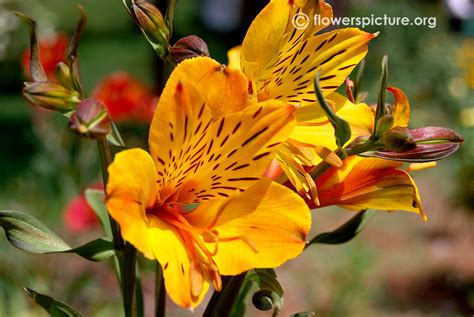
[154,263,166,317]
[203,273,247,317]
[97,136,137,317]
[96,136,124,250]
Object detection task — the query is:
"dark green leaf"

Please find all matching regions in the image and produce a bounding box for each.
[0,210,70,253]
[308,210,375,246]
[65,238,114,262]
[24,288,83,317]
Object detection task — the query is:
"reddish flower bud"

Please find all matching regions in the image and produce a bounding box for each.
[364,126,464,162]
[69,99,111,139]
[169,35,210,64]
[379,126,416,152]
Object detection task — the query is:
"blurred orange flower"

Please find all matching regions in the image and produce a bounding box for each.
[21,33,68,80]
[92,72,157,123]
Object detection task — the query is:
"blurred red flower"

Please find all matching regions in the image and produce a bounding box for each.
[64,190,100,233]
[21,33,69,80]
[92,72,157,123]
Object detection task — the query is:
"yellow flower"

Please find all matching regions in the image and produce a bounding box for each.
[105,57,311,308]
[228,0,376,201]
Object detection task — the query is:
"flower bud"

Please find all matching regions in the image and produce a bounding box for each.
[379,127,416,152]
[169,35,210,64]
[55,62,73,89]
[132,0,170,57]
[374,114,394,139]
[69,98,111,139]
[23,81,80,111]
[363,126,464,162]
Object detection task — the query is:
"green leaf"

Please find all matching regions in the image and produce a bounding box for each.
[107,121,126,147]
[314,72,352,149]
[24,288,83,317]
[307,210,375,246]
[0,210,114,261]
[246,269,284,312]
[0,210,71,253]
[84,189,111,236]
[65,238,114,262]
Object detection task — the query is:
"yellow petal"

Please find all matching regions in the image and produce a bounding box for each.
[387,87,410,127]
[149,65,296,203]
[227,45,242,70]
[106,148,159,258]
[185,179,311,275]
[241,0,289,84]
[147,216,210,308]
[160,57,249,119]
[257,28,376,107]
[291,94,373,150]
[316,156,426,220]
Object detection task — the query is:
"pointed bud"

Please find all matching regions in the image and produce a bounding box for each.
[132,0,170,58]
[55,62,73,89]
[379,126,416,152]
[169,35,210,64]
[69,99,111,139]
[23,81,80,111]
[363,126,464,162]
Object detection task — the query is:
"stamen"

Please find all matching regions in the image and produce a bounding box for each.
[189,260,204,297]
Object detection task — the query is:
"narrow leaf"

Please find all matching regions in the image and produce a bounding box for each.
[107,121,126,147]
[84,189,112,235]
[65,238,114,262]
[307,210,375,246]
[314,72,352,148]
[0,210,70,253]
[67,5,87,96]
[24,288,83,317]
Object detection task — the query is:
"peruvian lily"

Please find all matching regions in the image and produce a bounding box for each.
[106,57,311,308]
[227,0,376,201]
[306,156,427,221]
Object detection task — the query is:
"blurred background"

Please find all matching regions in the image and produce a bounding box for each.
[0,0,473,316]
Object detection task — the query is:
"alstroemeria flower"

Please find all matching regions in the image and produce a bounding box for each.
[21,33,68,80]
[92,72,157,123]
[228,0,376,200]
[306,156,427,221]
[106,57,311,308]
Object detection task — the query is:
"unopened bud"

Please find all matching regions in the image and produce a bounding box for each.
[55,62,73,89]
[169,35,210,64]
[23,81,80,111]
[374,114,394,139]
[364,126,464,162]
[132,0,169,57]
[69,99,111,139]
[379,127,416,152]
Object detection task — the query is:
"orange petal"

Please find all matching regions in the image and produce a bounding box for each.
[387,87,410,128]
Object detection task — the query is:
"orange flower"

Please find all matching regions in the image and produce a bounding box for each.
[92,72,157,122]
